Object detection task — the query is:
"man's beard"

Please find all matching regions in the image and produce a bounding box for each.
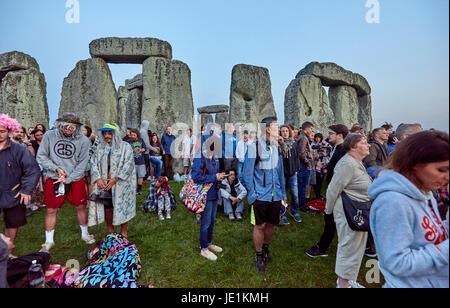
[13,136,22,142]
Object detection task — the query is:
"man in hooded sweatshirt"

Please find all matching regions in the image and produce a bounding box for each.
[37,113,95,251]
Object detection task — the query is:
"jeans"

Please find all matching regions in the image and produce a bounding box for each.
[238,162,244,182]
[150,157,163,179]
[200,199,218,250]
[223,198,244,215]
[281,174,299,217]
[297,164,311,211]
[0,238,9,288]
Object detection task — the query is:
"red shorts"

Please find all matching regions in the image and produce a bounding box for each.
[43,178,88,209]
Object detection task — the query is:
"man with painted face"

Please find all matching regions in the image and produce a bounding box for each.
[37,113,95,251]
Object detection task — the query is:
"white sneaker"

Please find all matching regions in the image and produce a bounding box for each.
[201,249,217,261]
[158,213,165,221]
[208,244,223,253]
[81,234,96,245]
[44,242,55,251]
[166,212,171,219]
[348,281,365,288]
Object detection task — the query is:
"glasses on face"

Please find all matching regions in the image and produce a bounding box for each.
[62,125,76,132]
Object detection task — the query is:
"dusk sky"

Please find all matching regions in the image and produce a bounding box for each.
[1,0,448,131]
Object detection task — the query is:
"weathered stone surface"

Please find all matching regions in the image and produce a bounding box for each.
[59,58,118,130]
[298,62,371,96]
[329,86,359,127]
[0,51,40,81]
[125,74,143,90]
[117,86,129,131]
[0,68,49,129]
[358,95,373,132]
[229,64,276,125]
[201,114,213,128]
[89,37,172,64]
[215,112,229,130]
[142,57,194,137]
[125,88,143,129]
[284,75,335,134]
[197,105,229,114]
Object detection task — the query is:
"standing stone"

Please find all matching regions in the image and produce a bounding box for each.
[284,75,335,134]
[358,95,373,132]
[0,68,49,129]
[89,37,172,64]
[117,86,129,132]
[201,114,214,128]
[197,105,229,114]
[215,112,229,131]
[59,58,118,130]
[0,51,40,82]
[142,57,194,137]
[298,62,371,96]
[229,64,276,125]
[126,88,143,130]
[125,74,143,90]
[328,86,359,127]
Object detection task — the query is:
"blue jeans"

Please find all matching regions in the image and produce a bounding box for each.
[297,164,311,211]
[223,198,244,215]
[200,199,218,249]
[281,174,299,217]
[238,162,244,182]
[150,157,163,178]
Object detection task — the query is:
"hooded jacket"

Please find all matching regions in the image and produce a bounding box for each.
[140,120,151,155]
[36,127,91,183]
[369,170,449,288]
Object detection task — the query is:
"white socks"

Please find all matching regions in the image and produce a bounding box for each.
[45,230,54,243]
[80,225,89,237]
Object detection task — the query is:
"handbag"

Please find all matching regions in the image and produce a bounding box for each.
[179,175,212,214]
[341,191,372,232]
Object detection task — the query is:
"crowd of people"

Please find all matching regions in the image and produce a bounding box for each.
[0,111,448,288]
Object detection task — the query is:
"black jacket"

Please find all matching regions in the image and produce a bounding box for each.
[282,140,300,178]
[363,140,390,168]
[326,143,346,183]
[0,140,41,195]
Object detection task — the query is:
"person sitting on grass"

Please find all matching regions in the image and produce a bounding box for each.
[220,168,247,221]
[141,176,176,219]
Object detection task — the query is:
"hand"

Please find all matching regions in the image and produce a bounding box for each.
[97,179,107,190]
[155,148,160,153]
[216,173,226,181]
[56,168,66,179]
[278,136,284,145]
[104,178,117,191]
[15,192,31,205]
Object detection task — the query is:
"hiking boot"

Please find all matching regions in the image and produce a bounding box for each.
[305,245,328,258]
[290,212,302,223]
[208,244,223,253]
[228,213,235,221]
[255,253,266,272]
[81,234,96,245]
[201,249,217,261]
[279,216,290,226]
[235,212,243,221]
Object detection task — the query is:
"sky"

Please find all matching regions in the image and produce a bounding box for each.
[0,0,448,132]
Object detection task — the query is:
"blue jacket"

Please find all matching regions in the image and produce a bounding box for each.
[191,155,220,201]
[161,133,176,155]
[0,140,41,196]
[222,132,237,159]
[369,170,449,288]
[242,138,287,205]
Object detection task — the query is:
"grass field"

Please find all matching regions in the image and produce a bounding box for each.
[1,181,383,288]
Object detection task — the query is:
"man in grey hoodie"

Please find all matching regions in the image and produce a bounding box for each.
[37,113,95,251]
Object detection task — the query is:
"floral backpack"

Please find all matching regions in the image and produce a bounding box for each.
[179,157,212,217]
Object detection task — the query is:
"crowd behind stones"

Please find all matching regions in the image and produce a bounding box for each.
[0,112,448,288]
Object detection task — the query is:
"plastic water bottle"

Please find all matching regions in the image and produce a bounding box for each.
[28,260,46,288]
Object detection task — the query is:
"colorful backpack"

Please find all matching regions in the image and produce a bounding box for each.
[179,175,212,214]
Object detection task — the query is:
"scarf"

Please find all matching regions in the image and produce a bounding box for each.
[281,137,295,158]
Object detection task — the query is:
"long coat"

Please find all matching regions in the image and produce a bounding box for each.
[88,141,136,227]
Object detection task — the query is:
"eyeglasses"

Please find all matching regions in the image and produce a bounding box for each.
[62,125,76,132]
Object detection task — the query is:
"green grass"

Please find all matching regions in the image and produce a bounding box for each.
[1,181,383,288]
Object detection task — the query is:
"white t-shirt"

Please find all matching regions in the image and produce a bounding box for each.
[183,134,196,157]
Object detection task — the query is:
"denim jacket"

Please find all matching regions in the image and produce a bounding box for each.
[242,138,287,205]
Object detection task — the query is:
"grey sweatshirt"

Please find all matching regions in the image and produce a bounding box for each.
[37,129,91,183]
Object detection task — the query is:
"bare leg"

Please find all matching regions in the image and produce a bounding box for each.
[338,277,349,288]
[121,223,128,238]
[45,208,58,231]
[253,223,266,252]
[263,223,275,245]
[105,209,114,234]
[4,228,18,254]
[75,204,88,227]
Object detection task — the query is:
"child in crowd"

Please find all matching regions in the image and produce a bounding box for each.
[156,176,171,220]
